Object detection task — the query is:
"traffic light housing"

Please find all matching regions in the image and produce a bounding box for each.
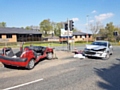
[69,20,74,30]
[64,23,68,30]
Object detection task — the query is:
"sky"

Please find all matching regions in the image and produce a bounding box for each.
[0,0,120,33]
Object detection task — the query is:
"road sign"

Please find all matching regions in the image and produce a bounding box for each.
[61,29,73,37]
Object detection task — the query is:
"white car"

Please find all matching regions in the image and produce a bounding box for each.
[83,40,113,60]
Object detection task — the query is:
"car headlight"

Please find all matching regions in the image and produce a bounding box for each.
[96,51,103,56]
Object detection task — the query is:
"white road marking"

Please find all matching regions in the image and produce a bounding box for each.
[3,78,43,90]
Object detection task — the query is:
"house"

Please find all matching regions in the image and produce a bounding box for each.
[43,35,59,42]
[73,31,93,42]
[59,31,93,43]
[59,36,73,43]
[0,27,42,42]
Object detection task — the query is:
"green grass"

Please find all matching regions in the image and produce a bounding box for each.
[0,41,120,49]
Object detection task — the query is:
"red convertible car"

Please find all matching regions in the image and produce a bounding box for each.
[0,45,54,69]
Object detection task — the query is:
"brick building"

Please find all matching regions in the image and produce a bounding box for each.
[0,27,42,42]
[73,31,93,42]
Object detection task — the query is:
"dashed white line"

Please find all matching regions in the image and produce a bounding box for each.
[3,78,44,90]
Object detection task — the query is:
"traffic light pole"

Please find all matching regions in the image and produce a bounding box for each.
[64,19,74,51]
[67,19,71,51]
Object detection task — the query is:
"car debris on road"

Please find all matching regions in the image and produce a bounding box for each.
[72,48,85,59]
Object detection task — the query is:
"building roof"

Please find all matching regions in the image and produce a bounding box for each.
[0,27,42,34]
[73,31,91,35]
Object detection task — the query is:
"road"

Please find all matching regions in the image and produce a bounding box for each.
[0,46,120,90]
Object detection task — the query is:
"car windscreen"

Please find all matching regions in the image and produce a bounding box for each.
[91,42,107,46]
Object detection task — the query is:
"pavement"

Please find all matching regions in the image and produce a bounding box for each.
[0,62,3,67]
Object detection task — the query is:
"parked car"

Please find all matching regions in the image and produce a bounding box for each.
[0,45,54,69]
[83,40,113,60]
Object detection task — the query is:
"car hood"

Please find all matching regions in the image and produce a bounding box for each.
[86,45,106,50]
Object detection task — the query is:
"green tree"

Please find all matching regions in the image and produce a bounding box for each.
[0,22,6,27]
[54,22,63,36]
[98,22,118,41]
[40,19,52,36]
[21,27,24,29]
[105,22,116,41]
[25,26,31,30]
[98,28,107,38]
[115,27,120,42]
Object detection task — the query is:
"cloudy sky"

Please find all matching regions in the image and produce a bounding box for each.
[0,0,119,33]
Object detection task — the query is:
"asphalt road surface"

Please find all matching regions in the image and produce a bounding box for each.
[0,46,120,90]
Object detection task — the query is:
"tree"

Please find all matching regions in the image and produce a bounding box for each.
[25,26,31,30]
[113,26,120,42]
[21,27,24,29]
[105,22,116,41]
[0,22,6,27]
[54,22,63,36]
[98,28,107,38]
[40,19,53,36]
[89,21,103,39]
[98,22,119,41]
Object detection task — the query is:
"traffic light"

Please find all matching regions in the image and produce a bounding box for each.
[69,20,74,30]
[64,23,68,30]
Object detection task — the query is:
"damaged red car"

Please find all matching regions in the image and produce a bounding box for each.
[0,46,54,69]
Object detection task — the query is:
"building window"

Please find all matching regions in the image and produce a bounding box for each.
[88,35,91,38]
[6,34,12,38]
[75,35,77,38]
[80,35,82,38]
[0,35,1,38]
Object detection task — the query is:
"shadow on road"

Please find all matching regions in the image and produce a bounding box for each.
[94,58,120,90]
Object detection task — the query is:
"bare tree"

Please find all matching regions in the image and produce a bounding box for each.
[89,21,103,39]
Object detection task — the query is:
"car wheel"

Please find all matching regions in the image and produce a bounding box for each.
[102,53,110,60]
[27,59,35,70]
[47,52,53,60]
